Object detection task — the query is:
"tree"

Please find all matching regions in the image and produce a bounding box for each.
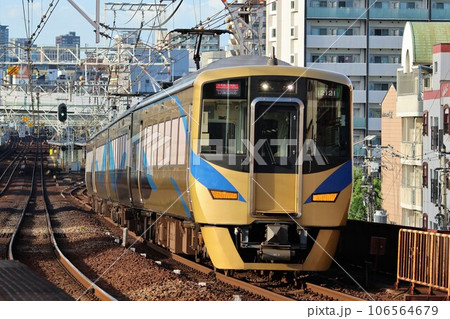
[349,167,382,221]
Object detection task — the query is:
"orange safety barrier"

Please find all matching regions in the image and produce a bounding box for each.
[396,229,450,297]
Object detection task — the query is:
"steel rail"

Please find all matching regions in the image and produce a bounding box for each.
[305,282,365,301]
[0,143,30,196]
[127,228,294,301]
[7,142,38,260]
[39,146,116,301]
[63,184,92,210]
[0,137,18,162]
[68,186,362,301]
[8,139,116,301]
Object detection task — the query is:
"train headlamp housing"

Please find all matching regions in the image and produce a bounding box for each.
[209,189,239,200]
[311,192,339,202]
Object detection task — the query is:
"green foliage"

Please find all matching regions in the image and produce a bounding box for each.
[349,167,382,221]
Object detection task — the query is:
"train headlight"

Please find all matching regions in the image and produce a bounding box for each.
[261,82,270,91]
[209,189,239,200]
[286,83,295,91]
[311,193,339,202]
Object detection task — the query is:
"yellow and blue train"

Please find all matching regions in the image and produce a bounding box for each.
[86,56,353,271]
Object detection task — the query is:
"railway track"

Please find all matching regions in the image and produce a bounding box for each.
[8,140,116,301]
[0,140,29,196]
[0,139,33,259]
[67,185,366,301]
[60,181,379,301]
[0,136,18,163]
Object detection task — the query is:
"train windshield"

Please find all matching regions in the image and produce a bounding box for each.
[304,79,351,172]
[200,79,249,171]
[199,77,351,173]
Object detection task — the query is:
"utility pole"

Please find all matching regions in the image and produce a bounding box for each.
[439,144,448,230]
[364,140,374,222]
[26,43,35,134]
[362,135,381,222]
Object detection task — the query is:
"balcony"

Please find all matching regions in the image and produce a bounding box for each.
[400,186,422,211]
[397,96,422,117]
[307,7,367,19]
[306,62,366,76]
[368,117,381,131]
[369,90,389,104]
[369,63,401,76]
[431,9,450,21]
[353,117,366,129]
[400,142,422,165]
[369,8,428,20]
[307,35,366,49]
[353,90,366,103]
[369,36,403,49]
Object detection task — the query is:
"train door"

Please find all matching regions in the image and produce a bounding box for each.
[249,98,304,217]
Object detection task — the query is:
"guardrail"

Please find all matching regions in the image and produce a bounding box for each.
[396,229,450,298]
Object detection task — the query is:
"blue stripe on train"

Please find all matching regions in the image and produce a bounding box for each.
[304,160,352,204]
[170,178,192,218]
[190,151,246,203]
[142,149,157,190]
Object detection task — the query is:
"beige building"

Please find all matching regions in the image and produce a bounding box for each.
[381,86,402,224]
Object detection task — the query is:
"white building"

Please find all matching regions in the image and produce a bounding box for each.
[422,42,450,229]
[265,0,450,160]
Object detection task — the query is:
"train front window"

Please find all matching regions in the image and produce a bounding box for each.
[200,79,248,170]
[305,79,350,172]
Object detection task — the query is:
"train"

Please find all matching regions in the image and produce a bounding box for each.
[85,56,353,271]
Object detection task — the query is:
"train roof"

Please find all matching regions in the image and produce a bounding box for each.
[88,56,351,142]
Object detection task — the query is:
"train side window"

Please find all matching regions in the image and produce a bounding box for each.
[178,117,187,165]
[151,124,158,167]
[163,119,171,166]
[144,125,152,167]
[170,118,179,165]
[157,122,165,167]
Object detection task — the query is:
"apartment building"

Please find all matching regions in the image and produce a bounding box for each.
[422,42,450,229]
[266,0,450,160]
[0,25,9,82]
[381,21,450,228]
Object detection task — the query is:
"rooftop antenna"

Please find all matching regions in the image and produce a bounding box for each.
[267,47,278,66]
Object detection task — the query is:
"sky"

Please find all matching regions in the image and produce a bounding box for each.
[0,0,226,47]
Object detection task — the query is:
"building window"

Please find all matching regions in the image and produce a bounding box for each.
[436,3,444,9]
[373,2,382,8]
[373,29,389,36]
[291,0,297,10]
[447,161,450,190]
[444,105,450,135]
[290,54,295,64]
[271,1,277,12]
[270,27,276,39]
[423,162,428,188]
[290,27,297,38]
[431,122,438,151]
[423,110,428,136]
[434,61,438,73]
[431,169,439,204]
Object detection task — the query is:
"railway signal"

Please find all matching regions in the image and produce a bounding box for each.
[58,103,67,122]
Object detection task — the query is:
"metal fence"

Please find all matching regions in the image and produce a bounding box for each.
[396,229,450,297]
